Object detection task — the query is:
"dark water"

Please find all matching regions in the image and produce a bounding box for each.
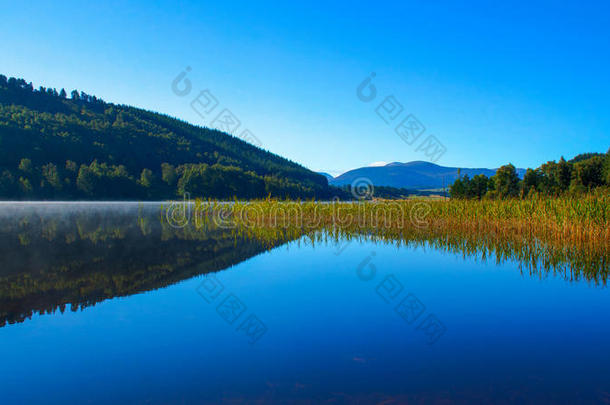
[0,203,609,404]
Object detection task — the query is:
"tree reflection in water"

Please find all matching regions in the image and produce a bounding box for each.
[0,202,607,328]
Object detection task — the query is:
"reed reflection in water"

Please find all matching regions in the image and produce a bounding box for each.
[0,201,607,329]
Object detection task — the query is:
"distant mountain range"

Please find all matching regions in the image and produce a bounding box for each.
[324,161,526,190]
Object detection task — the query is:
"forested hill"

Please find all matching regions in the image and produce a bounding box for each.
[0,75,341,200]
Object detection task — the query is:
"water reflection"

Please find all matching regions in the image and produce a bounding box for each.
[0,203,295,327]
[0,202,607,329]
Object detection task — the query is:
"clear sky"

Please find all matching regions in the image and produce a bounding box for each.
[1,0,609,175]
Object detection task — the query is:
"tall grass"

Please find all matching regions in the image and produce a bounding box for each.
[181,193,609,284]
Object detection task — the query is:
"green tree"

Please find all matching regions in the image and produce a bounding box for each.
[161,163,177,186]
[18,158,32,173]
[65,160,77,172]
[449,177,466,199]
[522,168,540,193]
[556,157,572,192]
[538,161,558,194]
[76,165,95,195]
[139,168,154,188]
[42,163,62,190]
[492,164,520,198]
[0,170,16,197]
[572,156,604,189]
[470,174,489,199]
[604,148,610,186]
[19,177,33,195]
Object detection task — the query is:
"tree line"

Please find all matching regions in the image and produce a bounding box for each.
[449,153,610,199]
[0,74,348,200]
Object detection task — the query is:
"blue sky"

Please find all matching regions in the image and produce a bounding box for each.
[1,0,609,175]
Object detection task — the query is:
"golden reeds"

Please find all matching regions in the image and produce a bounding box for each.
[184,193,609,284]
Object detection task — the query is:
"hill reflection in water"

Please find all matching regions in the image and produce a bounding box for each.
[0,203,295,327]
[0,202,607,328]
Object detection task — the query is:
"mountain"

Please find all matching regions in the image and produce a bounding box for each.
[318,172,335,182]
[330,161,526,190]
[0,75,344,200]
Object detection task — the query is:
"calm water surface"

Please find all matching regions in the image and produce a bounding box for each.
[0,203,609,404]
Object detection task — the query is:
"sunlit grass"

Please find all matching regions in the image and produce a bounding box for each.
[180,192,609,284]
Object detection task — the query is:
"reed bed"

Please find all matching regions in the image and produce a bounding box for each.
[177,193,609,284]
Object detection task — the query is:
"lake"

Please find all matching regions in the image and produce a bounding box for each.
[0,202,609,404]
